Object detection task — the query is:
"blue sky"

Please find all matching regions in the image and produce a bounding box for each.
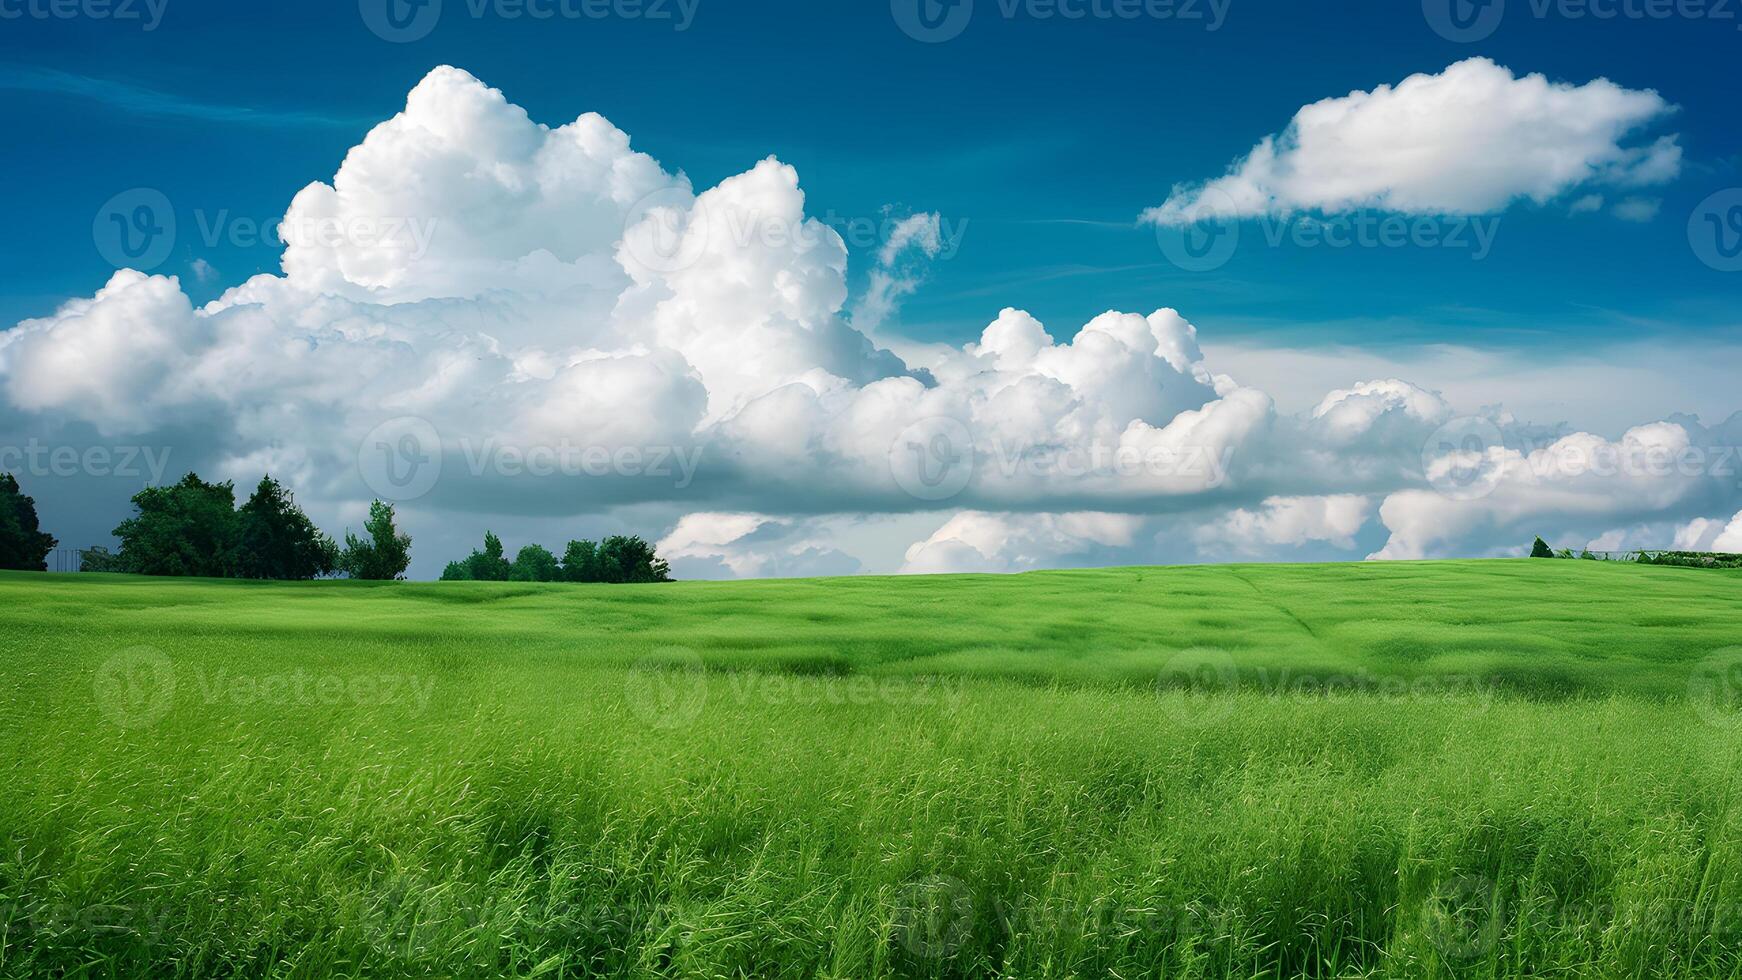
[3,0,1737,349]
[2,0,1741,577]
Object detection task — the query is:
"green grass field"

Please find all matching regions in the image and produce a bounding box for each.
[3,560,1742,979]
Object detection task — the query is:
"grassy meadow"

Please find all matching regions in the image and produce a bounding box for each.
[3,560,1742,978]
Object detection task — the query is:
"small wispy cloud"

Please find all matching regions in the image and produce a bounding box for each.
[0,67,371,129]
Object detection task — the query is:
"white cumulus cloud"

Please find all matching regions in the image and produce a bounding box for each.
[1143,58,1680,225]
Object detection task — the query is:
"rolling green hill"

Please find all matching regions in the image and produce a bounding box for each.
[3,561,1740,978]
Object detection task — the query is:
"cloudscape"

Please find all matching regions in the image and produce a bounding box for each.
[3,48,1739,578]
[7,5,1742,979]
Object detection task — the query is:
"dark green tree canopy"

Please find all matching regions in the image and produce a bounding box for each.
[441,531,513,581]
[1530,537,1555,559]
[339,500,412,581]
[595,535,672,584]
[234,477,339,580]
[446,534,672,585]
[112,474,240,577]
[510,544,562,582]
[0,473,57,572]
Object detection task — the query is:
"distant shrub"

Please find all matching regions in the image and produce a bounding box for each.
[1530,536,1555,559]
[76,546,127,573]
[1636,550,1742,570]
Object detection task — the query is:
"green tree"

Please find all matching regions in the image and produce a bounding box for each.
[0,473,57,572]
[510,544,561,582]
[441,531,512,582]
[560,539,601,583]
[1530,536,1555,559]
[112,474,240,577]
[234,476,338,580]
[596,535,673,584]
[339,500,412,581]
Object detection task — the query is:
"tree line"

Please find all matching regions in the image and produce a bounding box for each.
[0,471,675,583]
[83,473,410,580]
[440,531,671,584]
